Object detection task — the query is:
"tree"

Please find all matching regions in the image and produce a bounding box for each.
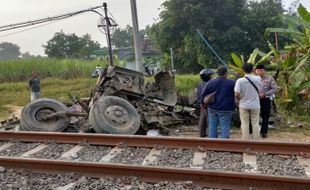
[21,52,36,59]
[148,0,247,73]
[241,0,285,55]
[43,31,101,59]
[111,25,147,50]
[0,42,20,60]
[111,25,133,48]
[148,0,285,73]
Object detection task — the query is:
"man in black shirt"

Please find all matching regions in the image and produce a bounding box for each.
[28,71,40,101]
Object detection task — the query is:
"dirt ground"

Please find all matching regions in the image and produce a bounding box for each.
[1,105,309,143]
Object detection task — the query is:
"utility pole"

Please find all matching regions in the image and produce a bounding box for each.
[103,3,114,66]
[130,0,144,72]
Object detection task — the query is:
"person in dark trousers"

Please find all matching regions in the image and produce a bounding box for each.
[255,64,277,138]
[201,66,235,138]
[28,71,40,101]
[197,69,215,137]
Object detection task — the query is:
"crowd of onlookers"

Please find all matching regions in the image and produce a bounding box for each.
[197,63,277,140]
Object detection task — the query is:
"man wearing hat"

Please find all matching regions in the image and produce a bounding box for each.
[255,64,277,138]
[197,69,215,137]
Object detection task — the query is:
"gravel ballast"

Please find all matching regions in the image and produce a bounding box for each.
[76,145,112,162]
[0,142,39,157]
[68,176,222,190]
[203,151,248,172]
[0,167,80,190]
[149,148,194,168]
[31,143,75,159]
[0,141,7,147]
[110,147,151,165]
[0,168,222,190]
[256,153,307,177]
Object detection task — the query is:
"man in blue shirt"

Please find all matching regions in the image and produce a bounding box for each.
[201,66,235,138]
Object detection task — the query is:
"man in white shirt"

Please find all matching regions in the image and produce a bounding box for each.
[234,63,262,140]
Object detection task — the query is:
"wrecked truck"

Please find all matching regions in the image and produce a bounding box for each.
[19,66,197,134]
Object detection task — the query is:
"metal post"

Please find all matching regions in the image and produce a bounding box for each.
[130,0,143,72]
[275,32,279,51]
[170,48,174,71]
[103,3,113,66]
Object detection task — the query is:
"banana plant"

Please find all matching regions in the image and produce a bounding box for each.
[228,47,275,77]
[229,52,244,75]
[265,4,310,104]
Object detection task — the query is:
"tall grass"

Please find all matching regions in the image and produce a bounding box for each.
[146,74,200,96]
[175,74,200,96]
[0,58,108,82]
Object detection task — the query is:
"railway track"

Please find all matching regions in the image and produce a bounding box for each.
[0,131,309,190]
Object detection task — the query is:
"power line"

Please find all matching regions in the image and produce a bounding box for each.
[0,20,61,38]
[0,5,103,33]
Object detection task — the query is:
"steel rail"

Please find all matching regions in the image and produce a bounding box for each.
[0,157,308,190]
[0,131,309,155]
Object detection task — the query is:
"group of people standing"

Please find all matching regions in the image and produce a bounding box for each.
[197,63,277,140]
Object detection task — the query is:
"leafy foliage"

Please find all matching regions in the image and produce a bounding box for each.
[111,25,147,49]
[111,25,134,48]
[148,0,285,73]
[228,46,274,76]
[266,4,310,109]
[43,31,101,59]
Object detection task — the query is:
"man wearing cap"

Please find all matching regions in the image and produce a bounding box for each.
[201,66,235,138]
[197,69,215,137]
[255,64,277,138]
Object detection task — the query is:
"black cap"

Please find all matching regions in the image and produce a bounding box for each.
[199,69,215,76]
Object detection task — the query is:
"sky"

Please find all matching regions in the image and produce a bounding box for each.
[0,0,309,56]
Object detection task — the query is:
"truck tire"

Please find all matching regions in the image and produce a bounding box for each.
[89,96,140,134]
[21,98,70,132]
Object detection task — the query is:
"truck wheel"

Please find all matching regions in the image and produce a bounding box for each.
[89,96,140,134]
[21,98,70,132]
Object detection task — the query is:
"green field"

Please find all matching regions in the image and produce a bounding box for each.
[0,58,108,82]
